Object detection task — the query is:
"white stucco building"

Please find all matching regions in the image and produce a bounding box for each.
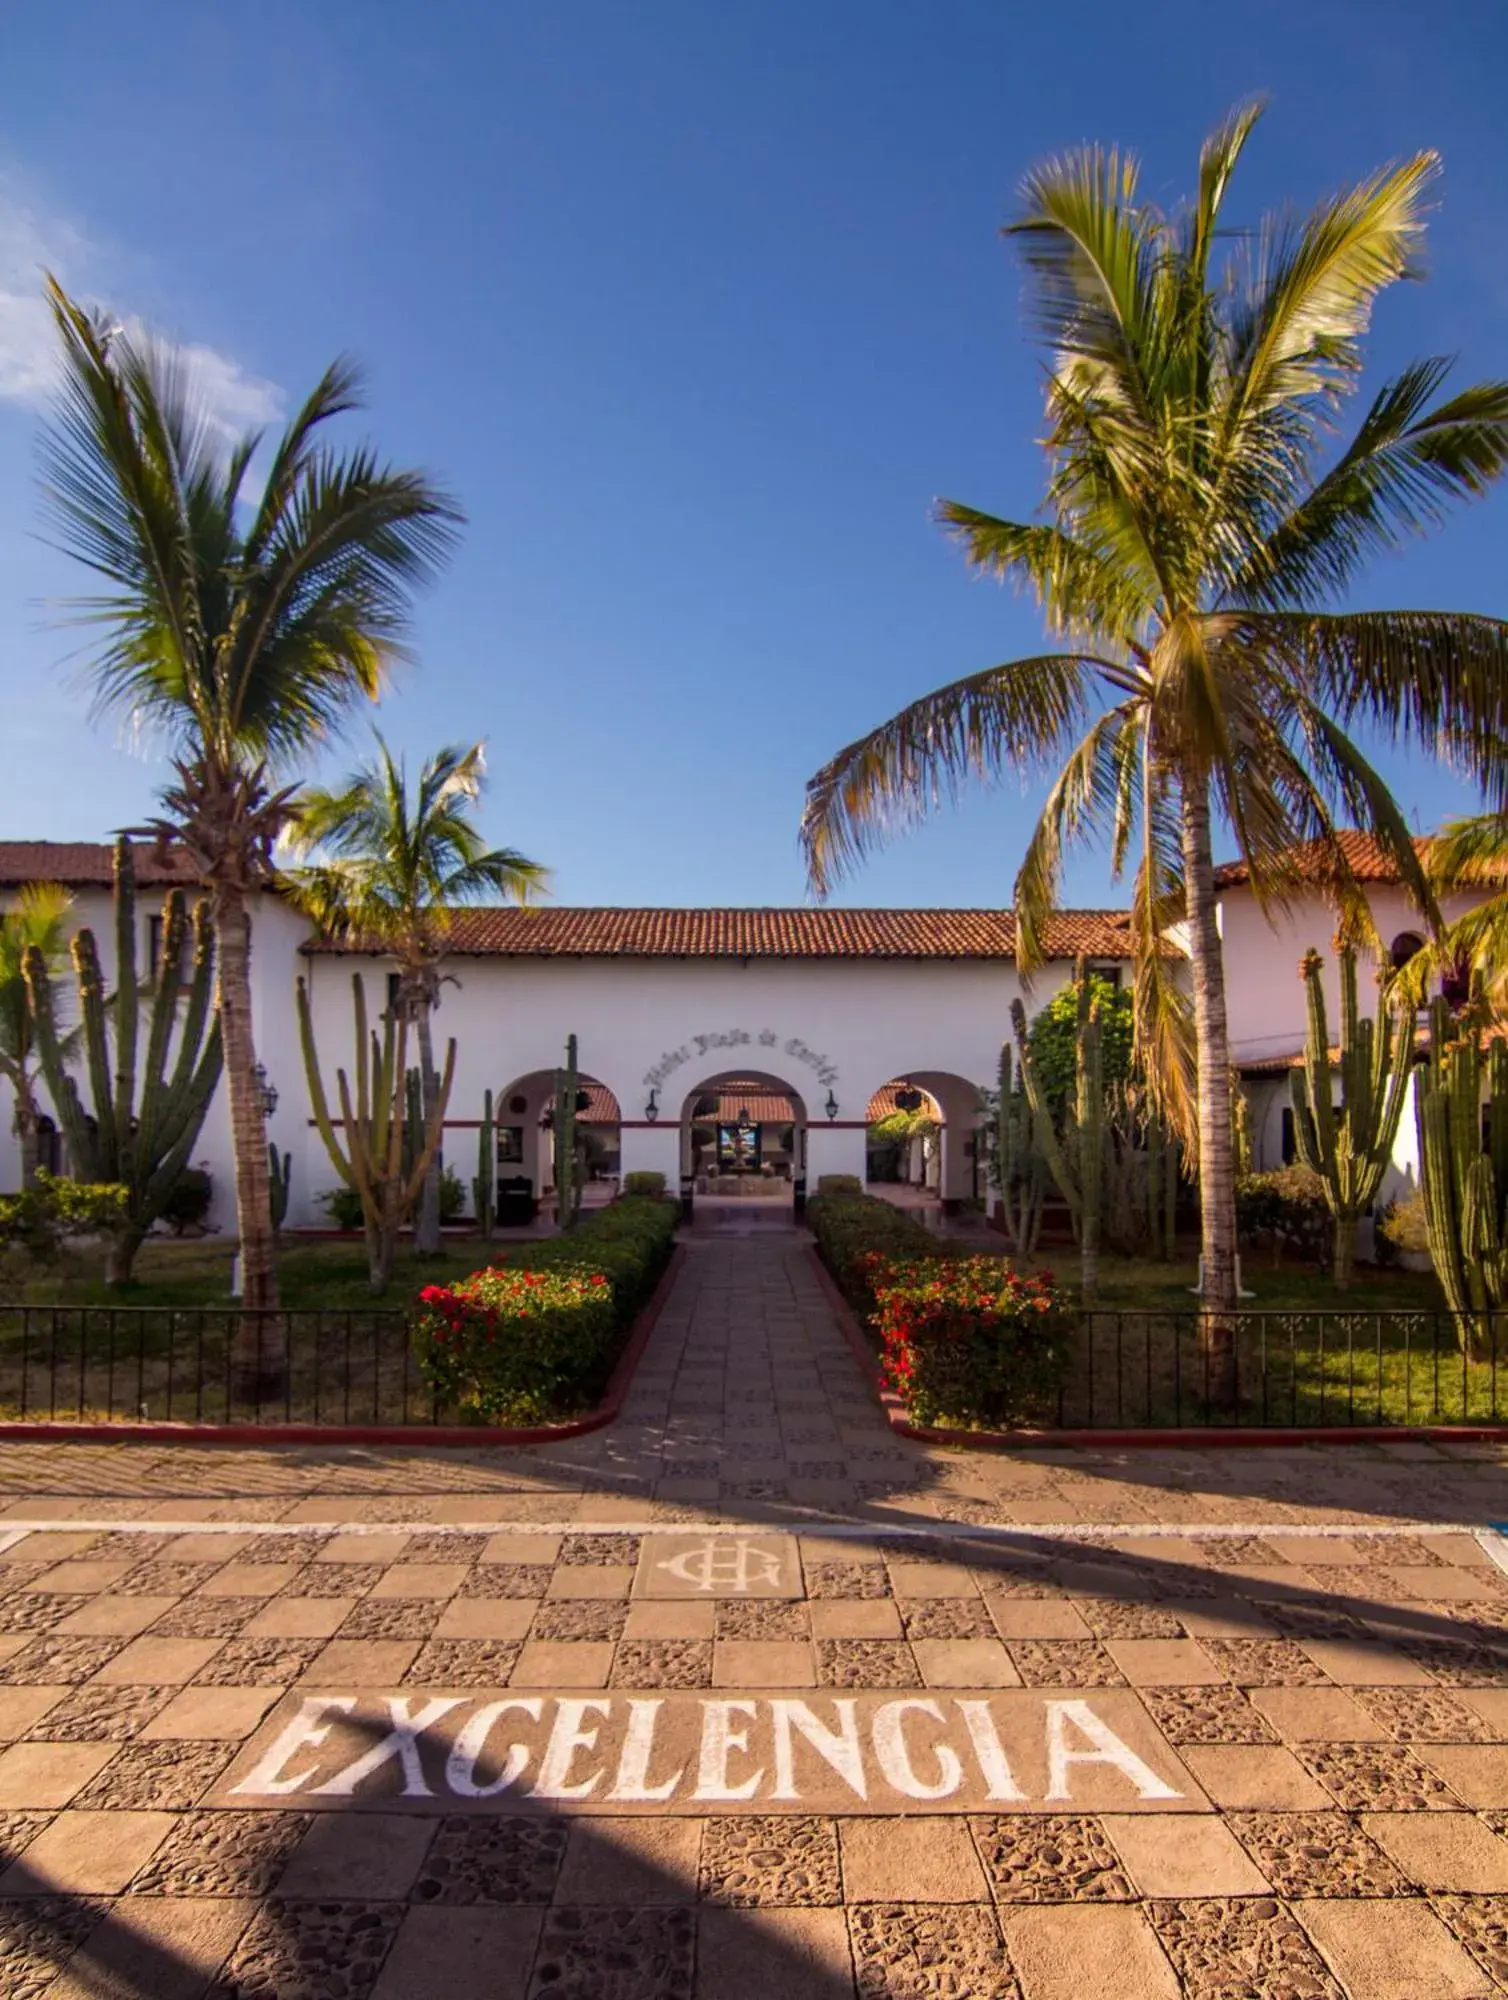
[0,832,1481,1229]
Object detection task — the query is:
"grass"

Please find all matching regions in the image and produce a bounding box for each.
[0,1233,520,1426]
[6,1231,1501,1434]
[3,1234,494,1311]
[833,1244,1508,1431]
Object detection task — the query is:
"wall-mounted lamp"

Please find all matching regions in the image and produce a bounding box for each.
[252,1062,278,1118]
[824,1089,839,1122]
[644,1088,659,1123]
[736,1106,753,1133]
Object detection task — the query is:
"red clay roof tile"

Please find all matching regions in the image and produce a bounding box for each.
[306,905,1137,962]
[0,840,199,889]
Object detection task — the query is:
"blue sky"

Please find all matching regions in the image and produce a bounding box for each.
[1,0,1505,909]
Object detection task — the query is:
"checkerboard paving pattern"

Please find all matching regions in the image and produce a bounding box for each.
[0,1237,1506,1992]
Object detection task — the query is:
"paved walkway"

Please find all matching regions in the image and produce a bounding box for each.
[0,1234,1507,1994]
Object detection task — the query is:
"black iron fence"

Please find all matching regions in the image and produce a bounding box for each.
[2,1300,1507,1431]
[0,1306,426,1426]
[1064,1307,1508,1430]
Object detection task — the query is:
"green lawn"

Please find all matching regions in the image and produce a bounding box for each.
[4,1233,498,1311]
[0,1234,508,1425]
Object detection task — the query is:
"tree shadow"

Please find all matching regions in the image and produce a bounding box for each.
[1,1777,869,1997]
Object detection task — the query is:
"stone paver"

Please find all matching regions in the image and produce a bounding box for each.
[0,1230,1505,1992]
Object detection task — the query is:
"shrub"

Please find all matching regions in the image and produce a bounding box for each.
[622,1171,667,1197]
[411,1196,677,1423]
[319,1184,365,1231]
[869,1253,1069,1429]
[159,1166,213,1234]
[413,1267,617,1426]
[816,1174,865,1196]
[1235,1166,1330,1268]
[1028,975,1134,1113]
[438,1166,468,1224]
[1378,1188,1429,1258]
[808,1190,939,1314]
[0,1175,129,1261]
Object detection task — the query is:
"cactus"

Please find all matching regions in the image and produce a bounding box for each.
[401,1066,423,1185]
[268,1143,291,1239]
[1415,995,1508,1353]
[23,837,224,1285]
[298,972,456,1292]
[1289,945,1414,1288]
[554,1034,581,1230]
[473,1088,496,1240]
[993,1041,1045,1255]
[1011,959,1103,1301]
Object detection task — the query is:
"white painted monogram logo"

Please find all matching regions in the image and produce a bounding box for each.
[657,1536,785,1594]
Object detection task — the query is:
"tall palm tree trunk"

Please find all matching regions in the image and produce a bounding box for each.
[216,886,284,1392]
[414,1001,442,1255]
[1180,776,1240,1313]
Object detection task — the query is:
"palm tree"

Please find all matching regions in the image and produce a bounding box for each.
[1415,813,1508,1004]
[0,883,74,1185]
[801,105,1508,1310]
[41,279,461,1349]
[284,735,546,1251]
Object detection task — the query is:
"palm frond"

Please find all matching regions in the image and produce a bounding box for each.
[1221,150,1439,437]
[1231,363,1508,605]
[933,503,1152,645]
[1013,705,1139,971]
[801,653,1123,894]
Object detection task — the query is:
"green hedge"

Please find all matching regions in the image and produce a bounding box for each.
[807,1190,941,1315]
[808,1190,1069,1429]
[411,1195,677,1423]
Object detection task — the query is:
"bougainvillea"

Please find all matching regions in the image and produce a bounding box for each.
[412,1264,617,1425]
[865,1253,1069,1430]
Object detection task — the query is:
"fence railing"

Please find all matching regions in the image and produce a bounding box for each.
[2,1301,1506,1430]
[1065,1308,1508,1430]
[0,1306,425,1426]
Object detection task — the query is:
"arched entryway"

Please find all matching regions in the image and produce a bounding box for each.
[492,1068,623,1225]
[678,1071,809,1218]
[865,1070,987,1216]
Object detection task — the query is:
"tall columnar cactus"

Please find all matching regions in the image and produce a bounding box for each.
[554,1034,581,1230]
[1011,959,1103,1301]
[1415,996,1508,1353]
[993,1041,1045,1255]
[298,973,456,1292]
[473,1088,496,1240]
[23,837,224,1284]
[268,1143,291,1239]
[1289,945,1414,1288]
[401,1067,424,1187]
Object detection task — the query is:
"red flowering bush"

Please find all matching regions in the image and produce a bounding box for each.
[411,1195,676,1424]
[867,1254,1069,1429]
[413,1266,617,1425]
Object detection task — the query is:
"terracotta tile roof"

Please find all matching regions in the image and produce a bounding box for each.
[307,906,1139,962]
[865,1082,943,1121]
[0,840,200,890]
[687,1091,799,1126]
[1212,832,1435,891]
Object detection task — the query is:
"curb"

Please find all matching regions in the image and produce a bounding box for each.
[806,1246,1508,1451]
[0,1244,685,1449]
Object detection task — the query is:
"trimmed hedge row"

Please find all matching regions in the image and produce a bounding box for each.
[808,1191,1068,1430]
[411,1195,677,1425]
[806,1190,939,1315]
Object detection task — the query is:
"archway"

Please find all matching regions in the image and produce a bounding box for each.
[865,1070,988,1215]
[678,1070,809,1217]
[492,1068,623,1225]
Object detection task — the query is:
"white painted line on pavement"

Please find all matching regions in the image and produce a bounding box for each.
[0,1517,1486,1541]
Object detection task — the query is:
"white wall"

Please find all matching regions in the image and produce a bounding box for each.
[1220,882,1479,1068]
[297,951,1085,1223]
